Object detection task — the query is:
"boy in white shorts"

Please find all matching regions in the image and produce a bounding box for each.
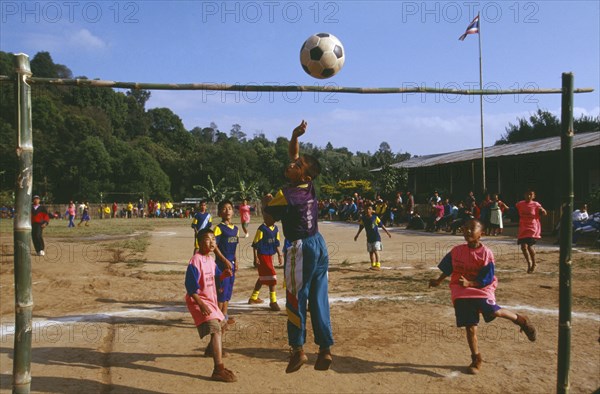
[354,203,391,270]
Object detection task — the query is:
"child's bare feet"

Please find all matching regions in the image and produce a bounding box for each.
[211,364,237,382]
[467,353,482,374]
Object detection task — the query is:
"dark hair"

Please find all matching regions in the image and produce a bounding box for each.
[302,154,321,179]
[218,199,233,212]
[200,199,207,204]
[464,218,482,229]
[196,228,214,242]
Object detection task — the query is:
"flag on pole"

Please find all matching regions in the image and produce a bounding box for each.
[459,14,480,41]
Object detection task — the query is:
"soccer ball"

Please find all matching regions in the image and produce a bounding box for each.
[299,33,345,79]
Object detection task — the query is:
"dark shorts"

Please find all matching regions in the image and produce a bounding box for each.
[454,298,501,327]
[517,237,537,246]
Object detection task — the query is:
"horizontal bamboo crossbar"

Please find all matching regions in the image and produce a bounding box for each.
[0,75,594,95]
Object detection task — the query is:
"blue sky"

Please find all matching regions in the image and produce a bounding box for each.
[1,0,598,155]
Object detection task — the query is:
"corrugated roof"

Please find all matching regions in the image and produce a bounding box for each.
[391,131,600,169]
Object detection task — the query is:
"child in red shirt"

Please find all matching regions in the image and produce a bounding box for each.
[515,190,547,273]
[429,219,536,374]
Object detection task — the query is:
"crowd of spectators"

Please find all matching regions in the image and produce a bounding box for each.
[318,190,525,237]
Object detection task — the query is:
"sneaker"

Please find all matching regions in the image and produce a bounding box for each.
[39,250,45,256]
[248,297,264,305]
[211,364,237,382]
[516,314,537,341]
[245,233,249,238]
[269,302,281,311]
[467,353,482,374]
[286,348,308,373]
[314,348,333,371]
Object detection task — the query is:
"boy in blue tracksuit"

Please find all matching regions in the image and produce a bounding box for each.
[264,120,334,374]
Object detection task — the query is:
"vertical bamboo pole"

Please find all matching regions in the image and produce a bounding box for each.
[477,13,486,195]
[557,72,574,394]
[13,53,33,394]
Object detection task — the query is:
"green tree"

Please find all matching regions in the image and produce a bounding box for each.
[30,51,72,78]
[230,123,247,142]
[75,136,113,199]
[126,89,151,111]
[496,109,600,145]
[232,180,260,201]
[193,175,232,202]
[375,165,408,199]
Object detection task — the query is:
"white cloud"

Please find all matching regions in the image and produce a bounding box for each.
[69,29,107,50]
[23,28,107,53]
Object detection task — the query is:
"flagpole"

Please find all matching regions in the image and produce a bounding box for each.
[477,13,486,195]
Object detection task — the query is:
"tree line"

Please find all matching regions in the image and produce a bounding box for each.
[0,51,410,204]
[1,51,597,205]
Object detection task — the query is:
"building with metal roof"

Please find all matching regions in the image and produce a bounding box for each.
[390,131,599,208]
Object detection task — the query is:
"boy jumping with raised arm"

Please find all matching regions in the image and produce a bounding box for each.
[429,219,537,374]
[264,120,334,373]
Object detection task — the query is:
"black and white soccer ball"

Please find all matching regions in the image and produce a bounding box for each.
[299,33,345,79]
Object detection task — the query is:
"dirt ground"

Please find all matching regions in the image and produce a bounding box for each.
[0,218,598,393]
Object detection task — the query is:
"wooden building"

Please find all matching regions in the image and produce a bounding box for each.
[391,132,599,209]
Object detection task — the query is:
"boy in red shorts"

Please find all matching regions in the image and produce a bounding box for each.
[248,214,283,311]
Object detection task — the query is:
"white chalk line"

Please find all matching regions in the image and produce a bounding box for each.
[2,296,598,338]
[151,231,177,237]
[503,304,600,322]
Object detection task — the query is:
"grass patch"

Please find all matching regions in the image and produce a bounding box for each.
[573,295,600,310]
[0,217,189,239]
[149,270,182,275]
[574,256,600,270]
[108,233,150,267]
[126,259,146,268]
[114,234,151,254]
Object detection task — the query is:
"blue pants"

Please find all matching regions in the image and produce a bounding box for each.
[284,233,334,350]
[215,261,235,302]
[68,215,75,227]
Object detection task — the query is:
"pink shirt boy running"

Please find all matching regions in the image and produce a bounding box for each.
[438,243,498,304]
[239,204,251,224]
[516,200,543,239]
[185,253,225,326]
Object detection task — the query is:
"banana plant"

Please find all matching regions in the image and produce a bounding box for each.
[192,175,232,202]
